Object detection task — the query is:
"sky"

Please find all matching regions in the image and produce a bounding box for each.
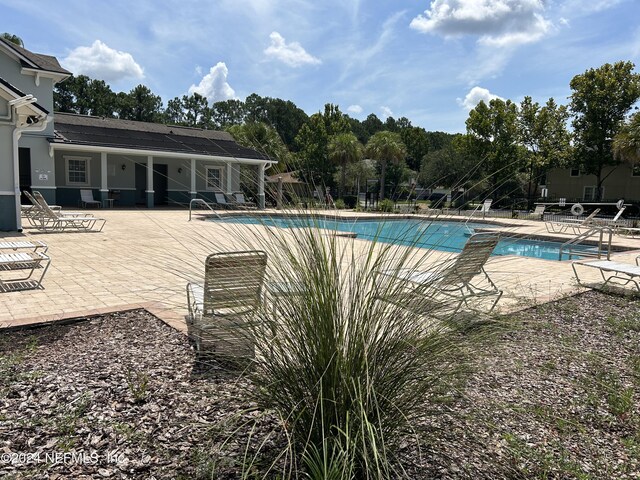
[2,0,640,133]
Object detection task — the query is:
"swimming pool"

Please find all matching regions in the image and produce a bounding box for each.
[214,216,591,261]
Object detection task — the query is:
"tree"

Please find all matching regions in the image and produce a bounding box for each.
[117,85,163,122]
[365,131,407,200]
[183,93,211,128]
[419,135,479,191]
[295,104,351,187]
[1,33,24,47]
[518,97,571,208]
[400,126,431,171]
[53,75,117,117]
[328,132,363,197]
[570,61,640,200]
[211,99,246,128]
[465,98,522,202]
[245,94,308,149]
[227,122,293,171]
[164,97,186,125]
[362,113,384,138]
[612,112,640,167]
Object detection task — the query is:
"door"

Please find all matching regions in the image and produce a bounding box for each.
[153,164,168,205]
[135,163,146,205]
[18,148,32,204]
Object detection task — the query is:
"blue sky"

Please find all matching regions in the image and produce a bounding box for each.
[2,0,639,132]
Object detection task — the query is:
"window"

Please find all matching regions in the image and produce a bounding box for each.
[205,166,223,190]
[65,156,90,185]
[583,186,604,202]
[570,168,580,177]
[633,163,640,177]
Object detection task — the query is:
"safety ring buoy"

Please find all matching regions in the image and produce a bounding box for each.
[571,203,584,216]
[617,199,625,210]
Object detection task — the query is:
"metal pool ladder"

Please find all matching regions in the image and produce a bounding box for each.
[189,199,222,221]
[558,226,613,261]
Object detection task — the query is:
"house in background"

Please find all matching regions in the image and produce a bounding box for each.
[0,37,274,232]
[546,164,640,203]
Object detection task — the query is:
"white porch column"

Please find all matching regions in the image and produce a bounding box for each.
[257,163,265,209]
[190,158,197,199]
[99,152,108,205]
[146,155,154,208]
[226,162,233,194]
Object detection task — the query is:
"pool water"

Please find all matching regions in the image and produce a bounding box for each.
[215,216,590,261]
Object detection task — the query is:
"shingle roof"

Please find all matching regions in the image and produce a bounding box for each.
[0,37,71,75]
[51,113,272,161]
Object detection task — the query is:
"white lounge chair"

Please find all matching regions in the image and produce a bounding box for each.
[545,208,601,234]
[0,251,51,291]
[528,204,546,220]
[80,189,102,208]
[186,250,268,365]
[382,232,503,317]
[30,191,105,232]
[573,258,640,293]
[0,240,48,253]
[479,199,493,213]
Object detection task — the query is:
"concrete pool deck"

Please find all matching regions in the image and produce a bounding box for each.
[1,208,639,332]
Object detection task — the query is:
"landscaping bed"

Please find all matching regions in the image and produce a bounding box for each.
[0,291,638,479]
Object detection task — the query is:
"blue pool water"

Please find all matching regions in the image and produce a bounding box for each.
[215,216,591,261]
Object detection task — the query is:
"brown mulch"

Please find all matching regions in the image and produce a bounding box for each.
[0,290,639,479]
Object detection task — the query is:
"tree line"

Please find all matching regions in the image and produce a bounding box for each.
[52,62,640,204]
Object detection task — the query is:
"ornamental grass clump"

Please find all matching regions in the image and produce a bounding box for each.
[218,212,485,477]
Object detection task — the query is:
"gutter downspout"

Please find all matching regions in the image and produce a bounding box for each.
[12,110,52,231]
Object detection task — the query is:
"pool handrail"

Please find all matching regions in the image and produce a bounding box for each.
[189,198,222,221]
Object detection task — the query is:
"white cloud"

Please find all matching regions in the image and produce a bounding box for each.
[381,106,394,118]
[188,62,236,102]
[457,86,503,110]
[347,104,363,114]
[264,31,321,67]
[62,40,144,81]
[410,0,551,47]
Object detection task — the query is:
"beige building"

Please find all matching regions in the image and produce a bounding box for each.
[546,163,640,203]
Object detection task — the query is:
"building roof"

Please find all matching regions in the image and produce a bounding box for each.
[0,76,50,115]
[0,37,71,75]
[51,113,273,161]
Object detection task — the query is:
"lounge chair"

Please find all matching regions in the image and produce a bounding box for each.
[545,208,601,234]
[573,258,640,293]
[592,207,627,231]
[22,191,62,222]
[234,193,256,209]
[80,189,102,208]
[480,199,493,213]
[528,204,546,220]
[186,250,268,365]
[382,232,503,317]
[214,192,235,209]
[0,250,51,291]
[0,240,48,253]
[30,191,105,232]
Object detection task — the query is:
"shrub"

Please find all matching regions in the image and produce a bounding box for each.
[377,199,395,212]
[343,195,358,209]
[333,198,346,209]
[214,215,487,477]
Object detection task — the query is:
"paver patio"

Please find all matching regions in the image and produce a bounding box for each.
[1,209,639,332]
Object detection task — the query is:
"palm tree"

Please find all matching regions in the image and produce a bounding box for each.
[613,112,640,167]
[365,131,407,200]
[1,33,24,47]
[227,121,292,171]
[328,132,362,198]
